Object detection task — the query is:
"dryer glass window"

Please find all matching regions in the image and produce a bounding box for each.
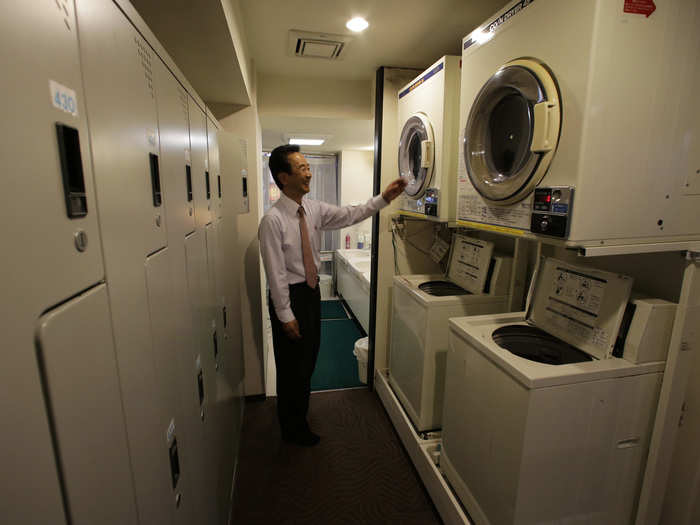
[398,115,434,198]
[464,61,560,204]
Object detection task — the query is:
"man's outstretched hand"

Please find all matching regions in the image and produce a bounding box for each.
[282,319,302,340]
[382,178,408,203]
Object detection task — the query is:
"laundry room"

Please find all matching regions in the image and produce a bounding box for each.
[2,1,699,525]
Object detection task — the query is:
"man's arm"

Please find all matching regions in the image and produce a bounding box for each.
[319,178,407,230]
[258,215,301,340]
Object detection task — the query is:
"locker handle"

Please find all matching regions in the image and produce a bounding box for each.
[223,306,227,328]
[168,438,180,489]
[242,176,248,197]
[185,165,193,202]
[217,175,222,198]
[205,171,211,200]
[149,153,162,207]
[56,123,88,218]
[212,330,218,358]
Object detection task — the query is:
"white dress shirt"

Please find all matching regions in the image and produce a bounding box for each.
[259,192,388,323]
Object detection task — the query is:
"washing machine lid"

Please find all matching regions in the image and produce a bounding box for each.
[463,58,561,205]
[399,113,435,199]
[525,257,634,360]
[445,234,495,294]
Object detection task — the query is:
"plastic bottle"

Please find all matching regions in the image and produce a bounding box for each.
[345,233,350,249]
[357,233,364,249]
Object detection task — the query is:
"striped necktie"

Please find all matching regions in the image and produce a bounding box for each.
[297,206,318,289]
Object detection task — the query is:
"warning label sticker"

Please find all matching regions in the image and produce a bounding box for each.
[624,0,656,17]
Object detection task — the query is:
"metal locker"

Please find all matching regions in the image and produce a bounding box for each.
[206,116,223,220]
[152,56,213,524]
[153,57,195,236]
[145,247,197,524]
[189,99,212,227]
[184,231,220,522]
[76,1,175,522]
[76,0,167,256]
[35,284,138,525]
[0,0,106,521]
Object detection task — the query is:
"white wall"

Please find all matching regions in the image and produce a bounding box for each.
[258,75,372,120]
[339,150,375,250]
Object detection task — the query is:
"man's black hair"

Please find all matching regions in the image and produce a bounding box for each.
[268,144,301,190]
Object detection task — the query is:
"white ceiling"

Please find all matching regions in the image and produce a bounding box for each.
[241,0,507,80]
[261,115,375,153]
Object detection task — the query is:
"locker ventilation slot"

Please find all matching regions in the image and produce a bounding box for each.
[205,171,211,200]
[217,175,222,198]
[168,438,180,489]
[186,165,193,202]
[149,153,162,207]
[56,123,87,218]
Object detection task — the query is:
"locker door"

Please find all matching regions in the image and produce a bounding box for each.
[184,231,219,523]
[36,284,137,525]
[153,58,195,236]
[190,100,212,227]
[240,138,250,214]
[207,117,223,220]
[76,0,167,256]
[1,1,105,521]
[205,222,224,372]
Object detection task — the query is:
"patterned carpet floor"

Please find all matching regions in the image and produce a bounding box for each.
[231,389,443,525]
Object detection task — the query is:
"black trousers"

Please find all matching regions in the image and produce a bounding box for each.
[269,282,321,437]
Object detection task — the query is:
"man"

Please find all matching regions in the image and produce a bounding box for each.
[259,144,406,446]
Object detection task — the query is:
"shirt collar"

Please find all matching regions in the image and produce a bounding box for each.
[277,192,306,216]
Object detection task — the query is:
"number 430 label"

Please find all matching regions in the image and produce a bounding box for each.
[49,79,78,117]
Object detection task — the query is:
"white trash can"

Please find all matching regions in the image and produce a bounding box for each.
[353,337,369,384]
[319,274,332,300]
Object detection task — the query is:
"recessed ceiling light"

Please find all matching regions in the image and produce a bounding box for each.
[346,17,369,32]
[289,138,325,146]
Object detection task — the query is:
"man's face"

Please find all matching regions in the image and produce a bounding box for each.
[282,152,312,195]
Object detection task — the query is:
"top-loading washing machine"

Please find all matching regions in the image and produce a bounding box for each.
[398,55,460,222]
[389,234,513,432]
[440,256,676,525]
[455,0,700,249]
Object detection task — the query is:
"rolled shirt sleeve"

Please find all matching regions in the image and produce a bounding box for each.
[258,214,296,323]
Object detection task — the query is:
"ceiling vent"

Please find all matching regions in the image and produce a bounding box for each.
[288,30,352,60]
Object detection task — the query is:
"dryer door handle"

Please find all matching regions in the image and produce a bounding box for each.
[531,101,558,153]
[420,140,433,168]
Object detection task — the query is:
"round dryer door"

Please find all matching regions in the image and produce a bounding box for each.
[398,113,434,199]
[463,58,561,205]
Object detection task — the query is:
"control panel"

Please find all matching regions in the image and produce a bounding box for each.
[530,186,573,237]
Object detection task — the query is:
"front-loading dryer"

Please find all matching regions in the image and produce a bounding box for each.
[456,0,700,249]
[441,256,672,525]
[389,234,513,432]
[398,55,460,222]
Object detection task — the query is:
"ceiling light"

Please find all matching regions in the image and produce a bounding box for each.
[346,17,369,32]
[289,138,325,146]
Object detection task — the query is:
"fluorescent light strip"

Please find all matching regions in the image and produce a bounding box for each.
[289,138,325,146]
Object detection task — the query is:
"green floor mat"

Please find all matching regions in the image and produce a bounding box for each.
[320,300,349,320]
[311,319,365,391]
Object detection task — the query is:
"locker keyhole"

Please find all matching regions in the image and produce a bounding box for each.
[149,153,162,207]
